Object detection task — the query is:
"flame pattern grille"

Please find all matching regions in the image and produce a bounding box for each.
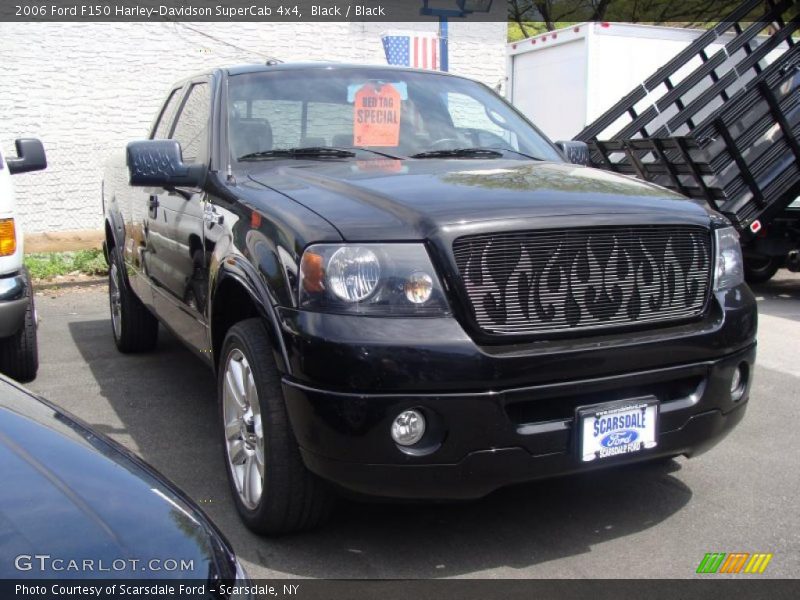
[453,225,712,335]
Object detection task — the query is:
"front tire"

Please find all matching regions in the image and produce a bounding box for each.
[744,255,783,284]
[219,318,334,534]
[108,248,158,353]
[0,268,38,382]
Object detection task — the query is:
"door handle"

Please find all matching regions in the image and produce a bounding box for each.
[147,195,159,218]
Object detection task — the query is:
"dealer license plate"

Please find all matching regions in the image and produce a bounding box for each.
[578,398,658,462]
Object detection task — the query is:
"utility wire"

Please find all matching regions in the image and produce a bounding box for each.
[173,22,283,64]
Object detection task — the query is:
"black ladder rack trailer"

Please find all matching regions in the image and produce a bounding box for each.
[574,0,800,283]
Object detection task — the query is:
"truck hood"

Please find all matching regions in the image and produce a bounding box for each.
[247,159,709,240]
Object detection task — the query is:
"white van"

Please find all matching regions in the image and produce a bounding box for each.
[0,139,46,381]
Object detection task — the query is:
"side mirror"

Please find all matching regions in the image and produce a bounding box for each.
[126,140,205,188]
[6,138,47,175]
[556,140,591,167]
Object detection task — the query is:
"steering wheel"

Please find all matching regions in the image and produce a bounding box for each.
[428,138,463,150]
[482,142,514,151]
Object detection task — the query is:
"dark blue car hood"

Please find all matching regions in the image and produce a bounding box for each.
[0,377,233,580]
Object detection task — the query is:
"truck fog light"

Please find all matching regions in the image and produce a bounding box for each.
[730,364,747,401]
[404,272,433,304]
[391,409,426,446]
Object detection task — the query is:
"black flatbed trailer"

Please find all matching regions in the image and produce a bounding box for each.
[575,0,800,282]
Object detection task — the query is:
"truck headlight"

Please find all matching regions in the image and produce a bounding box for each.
[299,243,449,315]
[327,246,381,302]
[713,227,745,292]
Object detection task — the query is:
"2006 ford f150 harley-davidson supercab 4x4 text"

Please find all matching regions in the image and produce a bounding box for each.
[102,63,757,534]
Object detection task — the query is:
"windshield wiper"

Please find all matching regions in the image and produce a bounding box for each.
[410,148,504,159]
[485,147,544,161]
[411,147,545,160]
[238,147,356,161]
[333,146,404,160]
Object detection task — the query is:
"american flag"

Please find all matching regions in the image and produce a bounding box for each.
[381,32,440,70]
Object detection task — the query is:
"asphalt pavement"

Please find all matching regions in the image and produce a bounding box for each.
[27,272,800,579]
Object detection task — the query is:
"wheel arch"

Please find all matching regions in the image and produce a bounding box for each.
[210,260,290,376]
[104,206,125,265]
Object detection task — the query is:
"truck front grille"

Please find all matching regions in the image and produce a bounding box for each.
[452,225,712,336]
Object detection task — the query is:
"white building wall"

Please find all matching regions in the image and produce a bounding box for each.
[0,21,506,234]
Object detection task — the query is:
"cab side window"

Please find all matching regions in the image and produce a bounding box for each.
[151,88,183,139]
[171,82,211,163]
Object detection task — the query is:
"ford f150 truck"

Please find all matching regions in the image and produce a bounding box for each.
[103,63,757,534]
[0,138,46,382]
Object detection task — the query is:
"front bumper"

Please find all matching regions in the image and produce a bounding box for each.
[278,285,757,499]
[0,271,29,338]
[286,347,752,499]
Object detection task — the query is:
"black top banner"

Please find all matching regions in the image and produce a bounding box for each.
[2,0,499,21]
[0,0,779,23]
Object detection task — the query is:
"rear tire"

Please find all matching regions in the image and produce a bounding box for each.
[744,255,783,284]
[219,318,334,534]
[109,248,158,353]
[0,268,38,382]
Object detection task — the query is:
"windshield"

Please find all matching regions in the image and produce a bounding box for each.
[227,67,562,162]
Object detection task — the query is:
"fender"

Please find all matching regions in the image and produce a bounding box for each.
[103,193,125,266]
[210,254,291,376]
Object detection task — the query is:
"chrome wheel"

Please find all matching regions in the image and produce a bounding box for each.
[109,263,122,340]
[222,348,265,509]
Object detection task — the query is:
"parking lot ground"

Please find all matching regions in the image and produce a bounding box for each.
[27,273,800,579]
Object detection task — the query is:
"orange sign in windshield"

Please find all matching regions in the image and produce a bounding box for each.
[353,82,401,147]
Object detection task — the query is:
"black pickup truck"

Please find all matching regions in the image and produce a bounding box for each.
[103,63,757,534]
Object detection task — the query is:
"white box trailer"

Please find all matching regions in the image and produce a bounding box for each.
[506,22,733,142]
